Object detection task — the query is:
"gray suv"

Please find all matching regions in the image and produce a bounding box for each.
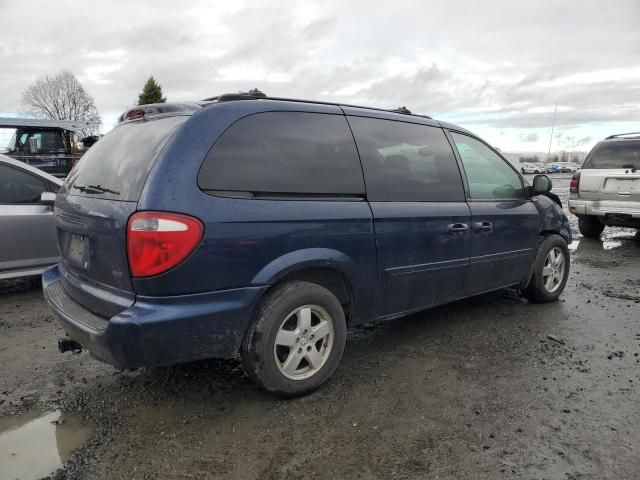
[569,133,640,237]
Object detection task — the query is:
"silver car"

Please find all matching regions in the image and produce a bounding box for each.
[0,154,62,280]
[568,133,640,237]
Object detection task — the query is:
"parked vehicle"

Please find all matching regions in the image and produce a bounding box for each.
[569,132,640,237]
[521,163,544,174]
[43,92,572,396]
[0,118,98,177]
[0,154,62,280]
[553,162,578,173]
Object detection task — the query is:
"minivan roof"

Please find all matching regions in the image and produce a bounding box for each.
[119,90,474,136]
[201,90,474,135]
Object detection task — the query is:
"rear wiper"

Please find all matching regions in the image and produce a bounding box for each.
[72,184,120,195]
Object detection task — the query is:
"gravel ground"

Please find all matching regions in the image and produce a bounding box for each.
[1,175,639,480]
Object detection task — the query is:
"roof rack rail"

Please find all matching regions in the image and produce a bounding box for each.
[202,90,433,119]
[606,132,640,139]
[202,88,266,102]
[390,106,412,115]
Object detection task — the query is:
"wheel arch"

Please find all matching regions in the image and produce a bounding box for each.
[250,248,360,324]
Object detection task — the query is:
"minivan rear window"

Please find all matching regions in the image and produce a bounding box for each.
[583,141,640,170]
[198,112,365,197]
[66,116,187,201]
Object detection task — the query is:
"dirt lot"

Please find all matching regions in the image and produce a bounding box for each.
[1,175,639,480]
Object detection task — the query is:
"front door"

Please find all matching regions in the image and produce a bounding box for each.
[0,163,59,275]
[449,132,540,295]
[346,115,471,317]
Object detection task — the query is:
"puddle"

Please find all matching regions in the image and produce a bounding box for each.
[0,410,94,480]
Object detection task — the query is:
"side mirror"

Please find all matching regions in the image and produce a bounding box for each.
[531,174,553,195]
[41,191,56,206]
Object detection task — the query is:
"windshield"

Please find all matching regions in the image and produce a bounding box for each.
[583,141,640,170]
[66,116,187,201]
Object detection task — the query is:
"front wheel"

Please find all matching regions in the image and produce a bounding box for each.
[241,281,347,396]
[523,234,570,303]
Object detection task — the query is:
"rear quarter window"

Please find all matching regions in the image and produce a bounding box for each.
[198,112,365,197]
[583,141,640,169]
[66,116,187,201]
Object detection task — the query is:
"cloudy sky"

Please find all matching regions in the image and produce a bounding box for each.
[0,0,639,153]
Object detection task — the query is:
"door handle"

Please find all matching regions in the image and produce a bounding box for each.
[473,221,493,233]
[447,223,469,233]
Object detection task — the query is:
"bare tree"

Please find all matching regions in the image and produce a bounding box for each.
[21,70,102,136]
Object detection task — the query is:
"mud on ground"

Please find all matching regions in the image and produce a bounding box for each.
[1,176,639,480]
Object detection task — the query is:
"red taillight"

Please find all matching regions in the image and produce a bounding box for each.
[570,171,581,193]
[126,108,145,120]
[127,212,204,277]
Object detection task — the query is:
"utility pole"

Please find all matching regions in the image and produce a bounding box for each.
[547,102,557,162]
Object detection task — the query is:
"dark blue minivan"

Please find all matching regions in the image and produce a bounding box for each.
[43,92,572,395]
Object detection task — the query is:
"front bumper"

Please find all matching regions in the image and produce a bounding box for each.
[43,265,267,368]
[568,198,640,218]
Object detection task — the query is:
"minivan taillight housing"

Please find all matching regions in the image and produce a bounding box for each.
[127,212,204,277]
[570,171,581,194]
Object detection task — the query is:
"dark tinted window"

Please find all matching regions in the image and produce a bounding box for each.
[583,141,640,169]
[198,112,364,196]
[452,133,524,200]
[66,116,187,201]
[0,164,47,203]
[347,117,464,202]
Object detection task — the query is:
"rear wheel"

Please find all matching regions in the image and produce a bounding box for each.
[241,281,347,396]
[578,215,605,238]
[523,234,570,303]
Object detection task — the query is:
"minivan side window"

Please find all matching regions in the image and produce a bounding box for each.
[198,112,365,196]
[451,132,525,200]
[347,117,464,202]
[0,164,47,204]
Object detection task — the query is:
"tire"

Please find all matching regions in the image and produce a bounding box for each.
[241,281,347,396]
[578,215,605,238]
[523,234,570,303]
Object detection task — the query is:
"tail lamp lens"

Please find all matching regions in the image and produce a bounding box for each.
[127,212,203,277]
[569,171,581,193]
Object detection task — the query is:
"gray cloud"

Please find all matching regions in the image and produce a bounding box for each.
[0,0,639,144]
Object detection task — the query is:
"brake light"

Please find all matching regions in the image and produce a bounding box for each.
[570,171,581,193]
[127,212,204,277]
[126,108,145,120]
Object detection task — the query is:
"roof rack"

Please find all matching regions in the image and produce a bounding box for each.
[202,88,266,102]
[390,106,412,115]
[202,90,432,119]
[605,132,640,139]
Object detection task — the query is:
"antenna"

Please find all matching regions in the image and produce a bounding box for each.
[547,102,557,162]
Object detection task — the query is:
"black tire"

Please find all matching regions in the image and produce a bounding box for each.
[578,215,605,238]
[241,281,347,396]
[523,234,570,303]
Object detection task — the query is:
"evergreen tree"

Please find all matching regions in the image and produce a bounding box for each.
[137,76,166,105]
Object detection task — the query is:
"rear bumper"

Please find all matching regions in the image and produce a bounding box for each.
[43,264,267,368]
[568,198,640,219]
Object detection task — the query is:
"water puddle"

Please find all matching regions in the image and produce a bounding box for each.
[0,410,94,480]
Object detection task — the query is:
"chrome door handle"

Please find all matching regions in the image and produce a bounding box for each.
[473,221,493,233]
[447,223,469,233]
